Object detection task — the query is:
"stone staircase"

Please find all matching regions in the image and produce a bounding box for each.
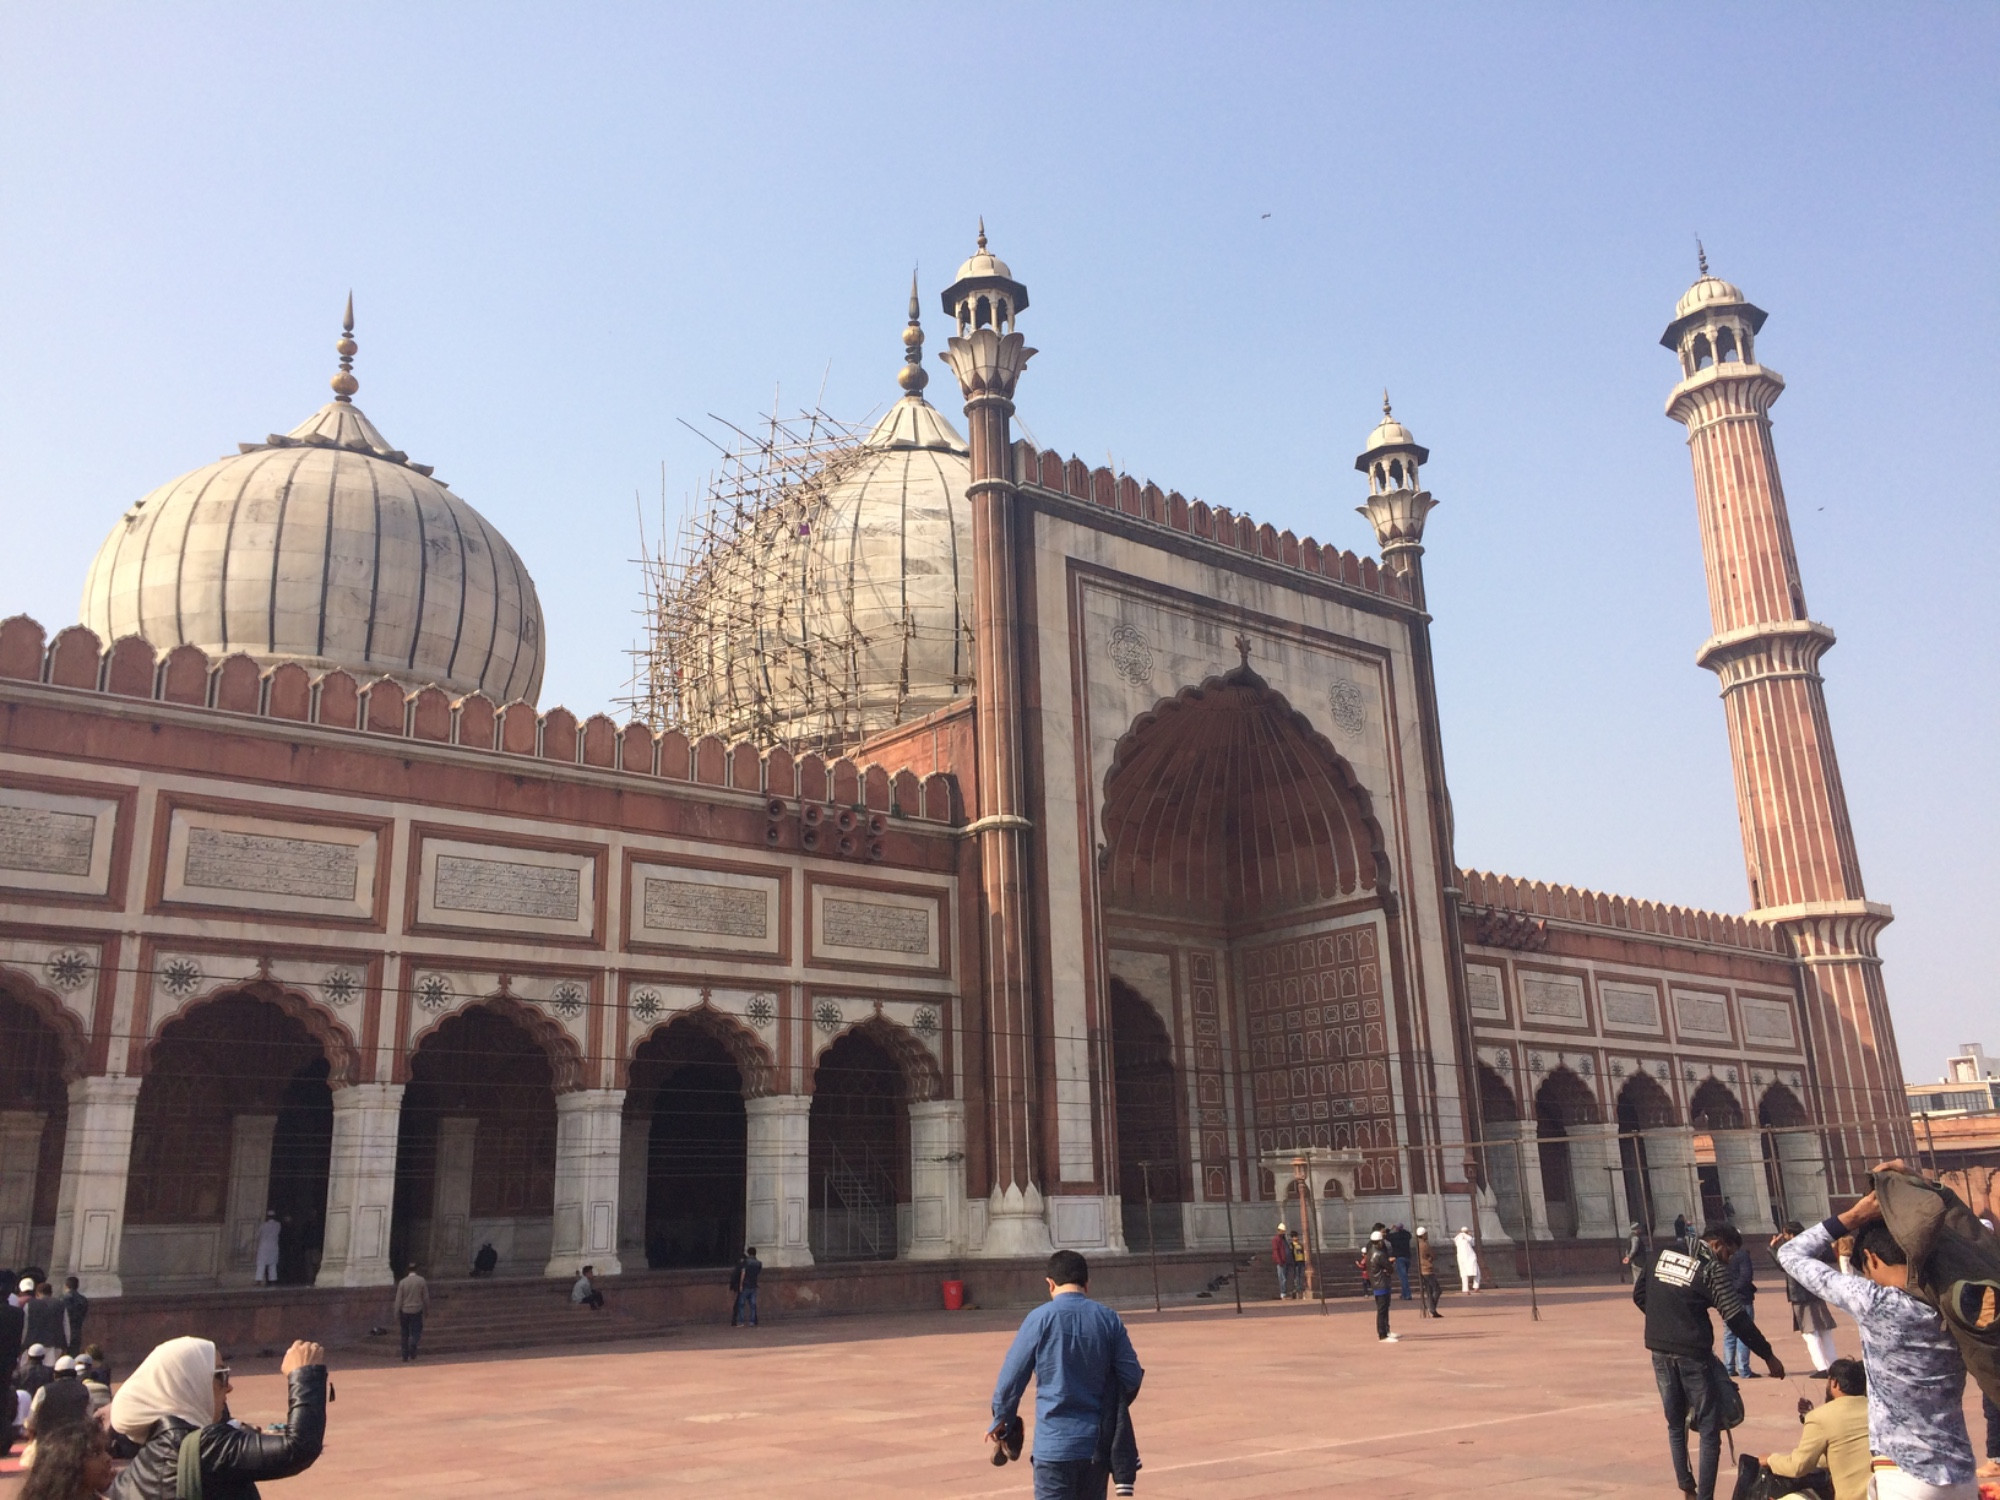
[405,1275,659,1357]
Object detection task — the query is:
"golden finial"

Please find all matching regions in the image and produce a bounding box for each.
[331,292,359,403]
[976,216,987,253]
[898,268,929,396]
[1696,237,1709,277]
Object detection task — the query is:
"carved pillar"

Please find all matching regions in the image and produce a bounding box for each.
[1712,1128,1775,1232]
[906,1099,967,1259]
[1643,1125,1702,1234]
[1566,1129,1626,1240]
[1498,1120,1551,1241]
[1773,1128,1830,1224]
[939,233,1050,1258]
[426,1116,478,1277]
[0,1111,47,1269]
[545,1089,624,1277]
[48,1076,141,1297]
[220,1114,277,1285]
[618,1112,650,1263]
[315,1082,403,1288]
[744,1094,812,1267]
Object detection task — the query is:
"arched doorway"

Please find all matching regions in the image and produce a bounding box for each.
[1110,981,1184,1251]
[393,1004,558,1278]
[127,992,335,1287]
[629,1017,747,1268]
[1688,1078,1745,1223]
[1534,1068,1598,1240]
[1758,1082,1814,1226]
[1099,667,1398,1238]
[0,984,76,1272]
[809,1030,907,1262]
[1617,1073,1677,1234]
[1475,1063,1529,1239]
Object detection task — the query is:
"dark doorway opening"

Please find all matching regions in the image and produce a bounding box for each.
[1110,981,1184,1251]
[268,1056,332,1284]
[810,1031,906,1262]
[632,1020,746,1268]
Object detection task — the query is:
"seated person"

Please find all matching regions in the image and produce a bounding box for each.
[571,1266,604,1310]
[1730,1358,1870,1500]
[471,1242,498,1278]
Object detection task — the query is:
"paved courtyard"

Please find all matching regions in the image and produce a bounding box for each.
[123,1279,1975,1500]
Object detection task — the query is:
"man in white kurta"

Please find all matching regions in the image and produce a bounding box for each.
[254,1210,283,1285]
[1454,1227,1482,1293]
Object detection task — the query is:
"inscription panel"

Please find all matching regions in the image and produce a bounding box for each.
[629,861,782,956]
[1519,971,1587,1024]
[1465,965,1506,1018]
[162,807,377,919]
[0,786,119,896]
[1740,997,1797,1047]
[1673,989,1733,1039]
[1600,981,1662,1033]
[415,837,598,938]
[810,882,941,970]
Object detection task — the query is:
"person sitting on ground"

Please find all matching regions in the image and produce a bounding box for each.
[1776,1189,1976,1498]
[1728,1357,1869,1500]
[107,1335,328,1500]
[19,1412,115,1500]
[20,1372,94,1473]
[19,1344,55,1401]
[80,1347,111,1386]
[571,1266,604,1311]
[73,1356,109,1412]
[470,1242,498,1278]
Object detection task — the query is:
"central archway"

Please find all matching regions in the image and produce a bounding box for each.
[1098,667,1402,1235]
[1110,981,1184,1251]
[0,982,79,1272]
[809,1030,908,1262]
[629,1017,747,1268]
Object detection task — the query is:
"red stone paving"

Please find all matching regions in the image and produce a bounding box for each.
[10,1283,1991,1497]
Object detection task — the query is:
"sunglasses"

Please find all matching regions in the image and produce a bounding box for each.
[213,1369,232,1384]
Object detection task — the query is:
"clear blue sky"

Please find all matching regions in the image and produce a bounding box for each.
[2,6,1993,1082]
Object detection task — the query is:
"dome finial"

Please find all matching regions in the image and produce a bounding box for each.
[898,268,929,397]
[1382,388,1393,419]
[976,216,987,253]
[1697,237,1709,276]
[331,291,359,403]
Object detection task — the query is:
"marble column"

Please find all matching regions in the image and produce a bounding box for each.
[545,1089,624,1278]
[906,1099,967,1259]
[0,1111,48,1269]
[220,1114,277,1285]
[1712,1129,1775,1234]
[1773,1130,1831,1225]
[1567,1128,1627,1240]
[426,1117,478,1276]
[48,1076,142,1297]
[1643,1125,1702,1234]
[1486,1121,1550,1242]
[617,1113,650,1264]
[744,1094,812,1267]
[315,1082,403,1288]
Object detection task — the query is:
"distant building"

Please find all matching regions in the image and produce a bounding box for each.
[1909,1044,2000,1184]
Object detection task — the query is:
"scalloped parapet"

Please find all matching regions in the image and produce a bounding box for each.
[1011,439,1412,603]
[1458,868,1781,953]
[0,613,960,826]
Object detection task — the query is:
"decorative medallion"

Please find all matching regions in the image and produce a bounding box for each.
[1724,1066,1739,1084]
[1577,1055,1594,1077]
[45,950,93,993]
[1609,1059,1625,1078]
[1107,624,1153,687]
[1328,678,1369,736]
[321,968,360,1007]
[912,1005,939,1039]
[632,988,662,1024]
[415,972,453,1013]
[159,958,202,998]
[1683,1063,1698,1082]
[746,994,775,1030]
[1528,1051,1544,1072]
[814,999,844,1034]
[1655,1062,1670,1080]
[1751,1070,1765,1087]
[548,982,586,1019]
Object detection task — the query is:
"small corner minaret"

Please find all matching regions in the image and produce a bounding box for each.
[1354,393,1438,607]
[1661,254,1911,1187]
[936,223,1051,1256]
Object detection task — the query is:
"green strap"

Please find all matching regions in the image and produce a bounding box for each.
[177,1428,204,1500]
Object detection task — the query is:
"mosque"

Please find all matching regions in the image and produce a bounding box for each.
[0,236,1912,1299]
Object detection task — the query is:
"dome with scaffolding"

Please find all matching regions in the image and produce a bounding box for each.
[636,283,974,752]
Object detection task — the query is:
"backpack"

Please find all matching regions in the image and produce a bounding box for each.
[1874,1167,2000,1409]
[1698,1353,1746,1433]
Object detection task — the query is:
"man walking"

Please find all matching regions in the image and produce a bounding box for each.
[1387,1223,1413,1301]
[1633,1221,1785,1500]
[1453,1226,1481,1293]
[989,1250,1143,1500]
[731,1247,762,1327]
[1364,1229,1398,1342]
[1415,1227,1443,1318]
[254,1209,283,1286]
[1271,1222,1297,1300]
[393,1262,429,1362]
[57,1277,87,1355]
[1776,1189,1976,1498]
[1722,1237,1760,1378]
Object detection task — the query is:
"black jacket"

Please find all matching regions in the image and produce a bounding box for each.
[108,1366,327,1500]
[1386,1228,1413,1259]
[0,1298,22,1366]
[1633,1244,1775,1363]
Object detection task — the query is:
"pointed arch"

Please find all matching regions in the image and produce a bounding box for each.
[1617,1070,1678,1129]
[1757,1081,1809,1129]
[405,992,584,1093]
[631,1001,777,1099]
[1689,1077,1745,1131]
[144,978,358,1087]
[0,964,89,1082]
[811,1013,943,1103]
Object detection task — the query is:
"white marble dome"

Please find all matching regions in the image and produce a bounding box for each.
[82,396,545,704]
[1674,272,1747,320]
[676,390,973,749]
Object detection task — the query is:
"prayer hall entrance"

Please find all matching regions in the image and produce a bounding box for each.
[627,1015,747,1269]
[0,979,80,1274]
[1098,666,1401,1249]
[809,1028,909,1262]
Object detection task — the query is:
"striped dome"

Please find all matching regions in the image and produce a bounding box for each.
[82,399,544,704]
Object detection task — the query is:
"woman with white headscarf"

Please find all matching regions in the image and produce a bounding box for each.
[107,1335,327,1500]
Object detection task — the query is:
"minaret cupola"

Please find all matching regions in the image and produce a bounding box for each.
[941,218,1029,335]
[1661,242,1768,376]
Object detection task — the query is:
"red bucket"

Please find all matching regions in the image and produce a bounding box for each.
[941,1278,966,1311]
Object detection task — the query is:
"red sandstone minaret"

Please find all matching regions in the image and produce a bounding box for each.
[939,225,1052,1254]
[1662,254,1912,1189]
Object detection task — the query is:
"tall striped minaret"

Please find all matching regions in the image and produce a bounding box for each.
[1662,255,1912,1192]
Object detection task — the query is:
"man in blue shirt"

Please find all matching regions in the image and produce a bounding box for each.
[989,1250,1145,1499]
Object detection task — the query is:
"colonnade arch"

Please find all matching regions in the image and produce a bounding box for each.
[0,980,80,1272]
[809,1027,910,1262]
[1534,1067,1599,1239]
[1109,981,1184,1251]
[626,1014,749,1268]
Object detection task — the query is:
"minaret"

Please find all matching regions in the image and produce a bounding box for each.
[1661,256,1911,1187]
[1355,393,1438,605]
[937,224,1050,1254]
